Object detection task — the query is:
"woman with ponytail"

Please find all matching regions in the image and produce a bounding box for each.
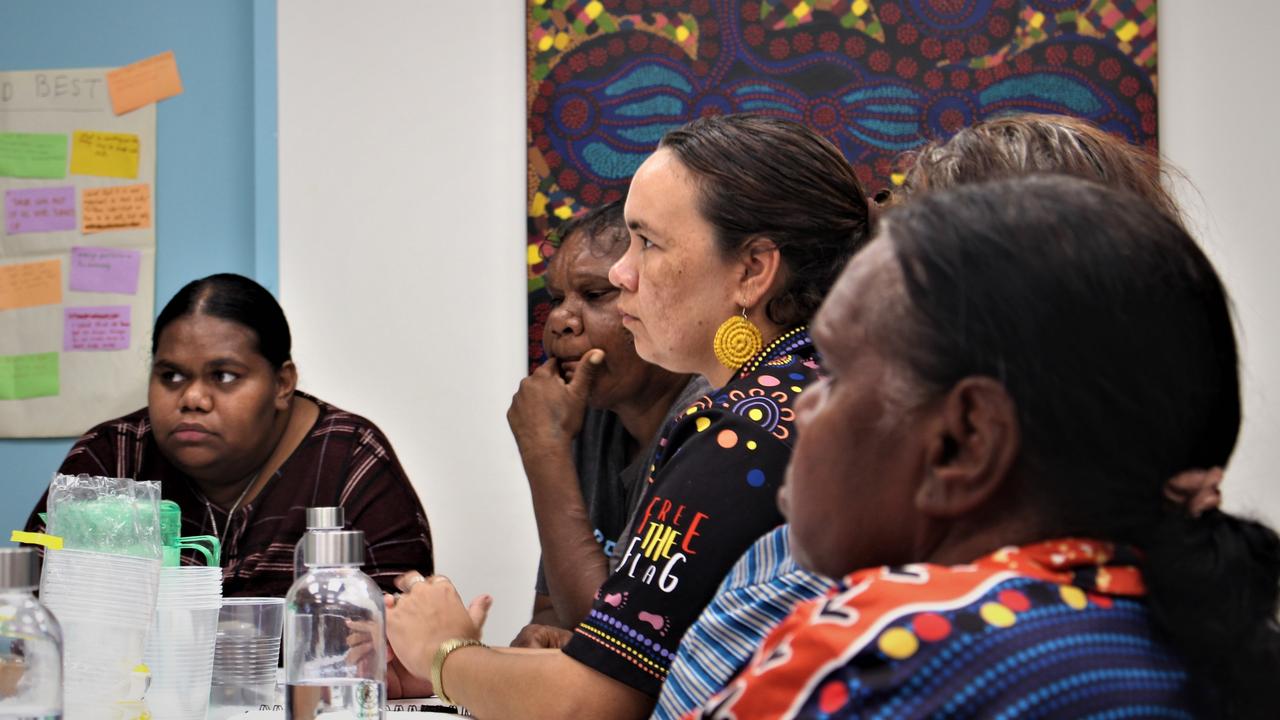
[695,174,1280,719]
[385,114,870,719]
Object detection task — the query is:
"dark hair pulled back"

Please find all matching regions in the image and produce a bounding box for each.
[883,174,1280,718]
[659,113,870,326]
[153,273,292,369]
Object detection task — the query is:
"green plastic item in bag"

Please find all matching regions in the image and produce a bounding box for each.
[46,474,162,560]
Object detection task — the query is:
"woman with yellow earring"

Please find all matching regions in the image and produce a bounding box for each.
[384,113,871,720]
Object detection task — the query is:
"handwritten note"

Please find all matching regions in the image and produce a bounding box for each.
[69,246,141,294]
[0,133,68,179]
[0,259,61,311]
[69,131,140,179]
[0,352,59,400]
[81,184,151,234]
[5,187,76,235]
[64,306,131,351]
[106,51,184,115]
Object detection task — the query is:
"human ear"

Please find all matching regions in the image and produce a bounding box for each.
[914,377,1020,518]
[737,236,782,309]
[274,360,298,411]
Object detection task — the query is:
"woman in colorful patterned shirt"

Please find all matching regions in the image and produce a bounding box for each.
[694,175,1280,719]
[385,113,870,717]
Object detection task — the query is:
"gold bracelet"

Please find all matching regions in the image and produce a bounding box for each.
[432,637,486,707]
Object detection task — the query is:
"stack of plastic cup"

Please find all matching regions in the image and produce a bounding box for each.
[207,597,285,719]
[38,548,161,720]
[142,565,223,719]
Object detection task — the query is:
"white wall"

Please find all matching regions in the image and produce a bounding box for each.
[277,0,532,644]
[1160,0,1280,524]
[277,0,1280,646]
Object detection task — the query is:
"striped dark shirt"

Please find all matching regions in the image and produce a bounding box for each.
[23,391,433,597]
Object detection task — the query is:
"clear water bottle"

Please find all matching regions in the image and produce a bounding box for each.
[285,530,385,719]
[294,506,346,579]
[0,548,62,720]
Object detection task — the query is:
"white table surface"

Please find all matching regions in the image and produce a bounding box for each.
[236,697,460,717]
[222,670,460,715]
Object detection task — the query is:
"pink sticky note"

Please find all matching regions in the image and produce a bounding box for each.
[69,246,142,294]
[63,305,131,351]
[5,186,76,234]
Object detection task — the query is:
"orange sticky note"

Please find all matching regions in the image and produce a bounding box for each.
[106,51,184,115]
[0,259,62,311]
[81,184,152,234]
[70,131,140,179]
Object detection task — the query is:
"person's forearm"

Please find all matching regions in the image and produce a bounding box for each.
[522,445,611,626]
[441,646,652,720]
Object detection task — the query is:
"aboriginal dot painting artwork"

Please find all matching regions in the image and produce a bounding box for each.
[526,0,1158,366]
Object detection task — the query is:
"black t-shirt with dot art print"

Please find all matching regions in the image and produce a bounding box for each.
[562,327,819,697]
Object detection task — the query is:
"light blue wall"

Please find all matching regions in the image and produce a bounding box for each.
[0,0,277,542]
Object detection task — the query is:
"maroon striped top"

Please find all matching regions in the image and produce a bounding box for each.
[23,391,434,597]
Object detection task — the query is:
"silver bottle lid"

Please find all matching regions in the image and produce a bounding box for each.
[303,529,365,567]
[0,548,40,590]
[305,506,345,530]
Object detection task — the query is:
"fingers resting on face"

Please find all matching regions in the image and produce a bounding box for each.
[506,355,599,450]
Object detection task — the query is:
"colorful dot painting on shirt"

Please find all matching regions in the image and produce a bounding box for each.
[568,329,822,698]
[661,327,815,492]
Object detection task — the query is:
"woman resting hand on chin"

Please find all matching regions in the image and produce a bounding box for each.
[23,273,433,597]
[507,200,704,637]
[386,113,870,718]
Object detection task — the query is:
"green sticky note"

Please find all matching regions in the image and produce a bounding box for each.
[0,352,59,400]
[0,133,69,179]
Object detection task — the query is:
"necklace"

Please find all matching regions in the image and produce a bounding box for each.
[210,472,259,547]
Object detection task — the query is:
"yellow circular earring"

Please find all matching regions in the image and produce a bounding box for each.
[713,307,764,370]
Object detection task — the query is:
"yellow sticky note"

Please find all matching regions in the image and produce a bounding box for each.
[0,259,62,311]
[70,131,140,179]
[106,51,184,115]
[81,184,152,234]
[10,531,63,550]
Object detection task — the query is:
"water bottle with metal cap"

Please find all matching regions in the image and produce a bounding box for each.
[284,530,385,719]
[0,548,62,719]
[294,507,346,580]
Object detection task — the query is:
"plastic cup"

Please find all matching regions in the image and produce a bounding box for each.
[38,547,163,716]
[207,597,284,720]
[143,566,223,720]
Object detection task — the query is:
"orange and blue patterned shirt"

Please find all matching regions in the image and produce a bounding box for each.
[562,326,819,698]
[689,539,1193,719]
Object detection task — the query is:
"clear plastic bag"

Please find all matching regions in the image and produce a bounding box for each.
[45,473,162,561]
